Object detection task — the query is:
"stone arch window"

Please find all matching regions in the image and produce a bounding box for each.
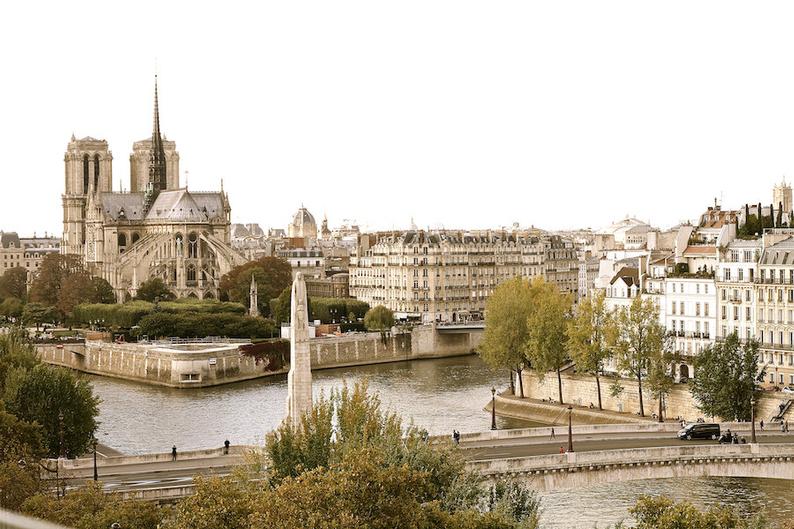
[188,232,198,259]
[118,233,127,253]
[187,264,197,283]
[131,232,140,244]
[203,291,214,299]
[187,291,198,298]
[83,154,89,194]
[94,154,100,191]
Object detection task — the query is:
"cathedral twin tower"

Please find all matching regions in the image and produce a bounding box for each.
[61,78,241,301]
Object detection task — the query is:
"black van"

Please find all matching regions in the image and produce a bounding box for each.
[677,423,720,440]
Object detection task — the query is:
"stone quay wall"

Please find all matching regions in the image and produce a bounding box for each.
[37,324,482,388]
[519,370,790,423]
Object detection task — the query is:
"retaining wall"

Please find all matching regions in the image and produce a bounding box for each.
[37,325,483,388]
[519,370,789,423]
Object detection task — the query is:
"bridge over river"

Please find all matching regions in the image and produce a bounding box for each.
[52,423,794,500]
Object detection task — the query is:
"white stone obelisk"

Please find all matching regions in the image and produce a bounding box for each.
[285,272,312,430]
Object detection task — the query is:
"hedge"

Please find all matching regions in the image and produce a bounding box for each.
[136,312,277,339]
[73,299,248,329]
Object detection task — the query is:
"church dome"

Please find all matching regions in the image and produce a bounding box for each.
[288,206,318,239]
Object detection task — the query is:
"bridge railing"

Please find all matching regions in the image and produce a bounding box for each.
[468,442,794,476]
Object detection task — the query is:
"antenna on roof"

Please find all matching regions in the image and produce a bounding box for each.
[185,170,189,190]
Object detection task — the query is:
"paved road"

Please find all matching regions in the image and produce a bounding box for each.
[61,430,794,493]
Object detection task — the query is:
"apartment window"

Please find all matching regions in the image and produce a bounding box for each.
[738,268,744,281]
[746,307,751,321]
[781,374,785,384]
[695,302,700,316]
[721,306,727,320]
[671,303,677,315]
[696,321,701,333]
[746,329,751,341]
[734,307,739,321]
[789,290,793,303]
[746,290,751,302]
[696,283,701,294]
[721,289,726,301]
[679,302,685,315]
[750,269,755,281]
[724,269,731,281]
[782,270,786,283]
[761,269,766,281]
[705,284,709,294]
[704,304,709,317]
[779,290,784,302]
[733,289,739,301]
[672,283,676,293]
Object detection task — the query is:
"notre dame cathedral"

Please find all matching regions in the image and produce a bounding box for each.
[61,77,245,301]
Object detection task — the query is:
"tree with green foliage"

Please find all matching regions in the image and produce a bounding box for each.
[567,291,615,409]
[21,303,56,330]
[607,495,768,529]
[0,267,28,302]
[525,278,573,405]
[689,333,764,421]
[3,364,100,458]
[57,272,115,322]
[28,254,83,308]
[220,257,292,317]
[364,305,395,344]
[0,406,46,509]
[613,296,665,417]
[135,277,176,302]
[645,342,675,423]
[0,297,24,321]
[479,277,534,397]
[22,481,161,529]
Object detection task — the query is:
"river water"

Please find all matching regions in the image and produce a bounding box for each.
[87,355,794,527]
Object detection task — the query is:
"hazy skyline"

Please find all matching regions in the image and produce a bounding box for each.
[3,1,794,236]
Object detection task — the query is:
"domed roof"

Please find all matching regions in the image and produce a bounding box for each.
[289,206,318,239]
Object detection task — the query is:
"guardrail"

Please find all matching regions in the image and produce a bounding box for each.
[468,442,794,476]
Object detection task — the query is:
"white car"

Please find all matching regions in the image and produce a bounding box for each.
[782,386,794,394]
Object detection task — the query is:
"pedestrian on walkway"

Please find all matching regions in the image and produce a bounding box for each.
[172,445,177,461]
[224,439,230,455]
[550,427,556,440]
[559,446,565,454]
[760,420,765,431]
[786,420,790,433]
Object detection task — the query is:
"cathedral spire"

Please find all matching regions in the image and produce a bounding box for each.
[144,74,169,212]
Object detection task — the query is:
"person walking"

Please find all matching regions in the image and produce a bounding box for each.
[760,420,765,431]
[559,446,565,454]
[786,420,790,433]
[550,427,556,440]
[224,439,230,455]
[171,445,177,461]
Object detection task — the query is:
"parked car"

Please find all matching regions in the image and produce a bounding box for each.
[677,423,720,440]
[782,386,794,394]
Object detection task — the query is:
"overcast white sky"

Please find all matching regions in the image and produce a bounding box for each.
[2,1,794,236]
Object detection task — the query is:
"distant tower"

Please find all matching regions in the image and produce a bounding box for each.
[774,176,792,215]
[62,135,113,256]
[249,274,259,317]
[285,272,312,430]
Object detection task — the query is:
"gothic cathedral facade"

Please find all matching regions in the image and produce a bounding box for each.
[61,78,245,301]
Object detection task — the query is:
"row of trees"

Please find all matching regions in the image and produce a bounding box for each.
[480,277,764,421]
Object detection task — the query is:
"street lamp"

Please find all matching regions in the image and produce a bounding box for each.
[92,437,98,481]
[751,396,757,444]
[567,405,574,453]
[490,387,497,430]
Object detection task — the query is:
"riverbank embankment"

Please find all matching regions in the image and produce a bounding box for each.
[36,324,483,388]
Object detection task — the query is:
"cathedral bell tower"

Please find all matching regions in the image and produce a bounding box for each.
[62,136,113,256]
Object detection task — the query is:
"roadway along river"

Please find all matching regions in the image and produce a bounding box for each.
[88,355,794,527]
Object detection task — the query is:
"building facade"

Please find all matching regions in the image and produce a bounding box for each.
[350,230,552,322]
[1,232,60,275]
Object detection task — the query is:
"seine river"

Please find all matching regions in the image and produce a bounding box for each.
[87,355,794,527]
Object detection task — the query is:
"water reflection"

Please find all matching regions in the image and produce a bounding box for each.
[89,355,535,454]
